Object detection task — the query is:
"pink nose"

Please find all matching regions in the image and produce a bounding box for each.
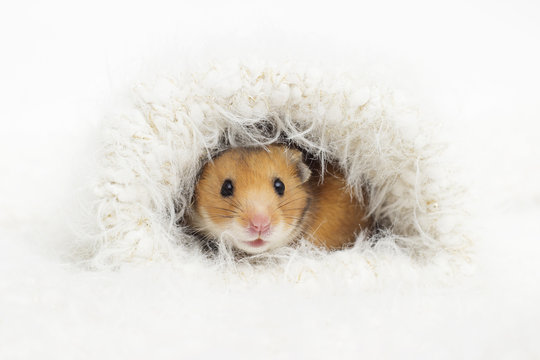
[248,213,271,235]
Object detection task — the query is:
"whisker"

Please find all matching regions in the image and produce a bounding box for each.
[276,197,306,209]
[206,214,236,219]
[283,217,300,221]
[280,207,308,212]
[224,200,243,212]
[278,196,304,205]
[206,206,238,213]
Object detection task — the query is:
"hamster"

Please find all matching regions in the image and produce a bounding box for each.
[187,144,371,254]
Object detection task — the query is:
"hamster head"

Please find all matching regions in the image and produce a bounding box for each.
[190,145,312,254]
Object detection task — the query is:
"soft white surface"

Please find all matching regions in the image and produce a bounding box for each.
[1,209,538,358]
[1,0,539,359]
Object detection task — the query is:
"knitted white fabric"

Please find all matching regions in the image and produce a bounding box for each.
[88,60,470,276]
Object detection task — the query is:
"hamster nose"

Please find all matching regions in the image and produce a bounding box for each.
[248,213,271,235]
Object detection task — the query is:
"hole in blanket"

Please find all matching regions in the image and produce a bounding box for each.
[179,132,381,261]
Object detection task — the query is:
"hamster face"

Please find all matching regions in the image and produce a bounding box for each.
[190,145,312,254]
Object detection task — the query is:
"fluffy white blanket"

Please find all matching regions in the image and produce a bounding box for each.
[88,61,470,282]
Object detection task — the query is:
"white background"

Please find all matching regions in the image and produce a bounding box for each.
[1,0,539,358]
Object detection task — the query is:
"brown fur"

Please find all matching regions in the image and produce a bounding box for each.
[190,145,370,250]
[305,164,371,249]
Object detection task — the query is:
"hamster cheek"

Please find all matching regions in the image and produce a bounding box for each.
[264,222,294,249]
[195,209,236,239]
[197,208,230,239]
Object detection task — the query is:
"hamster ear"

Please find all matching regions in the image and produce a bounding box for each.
[296,162,311,184]
[285,148,311,183]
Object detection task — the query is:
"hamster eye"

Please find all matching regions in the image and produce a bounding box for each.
[220,179,234,197]
[273,178,285,196]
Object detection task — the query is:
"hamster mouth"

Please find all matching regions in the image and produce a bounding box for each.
[243,239,267,248]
